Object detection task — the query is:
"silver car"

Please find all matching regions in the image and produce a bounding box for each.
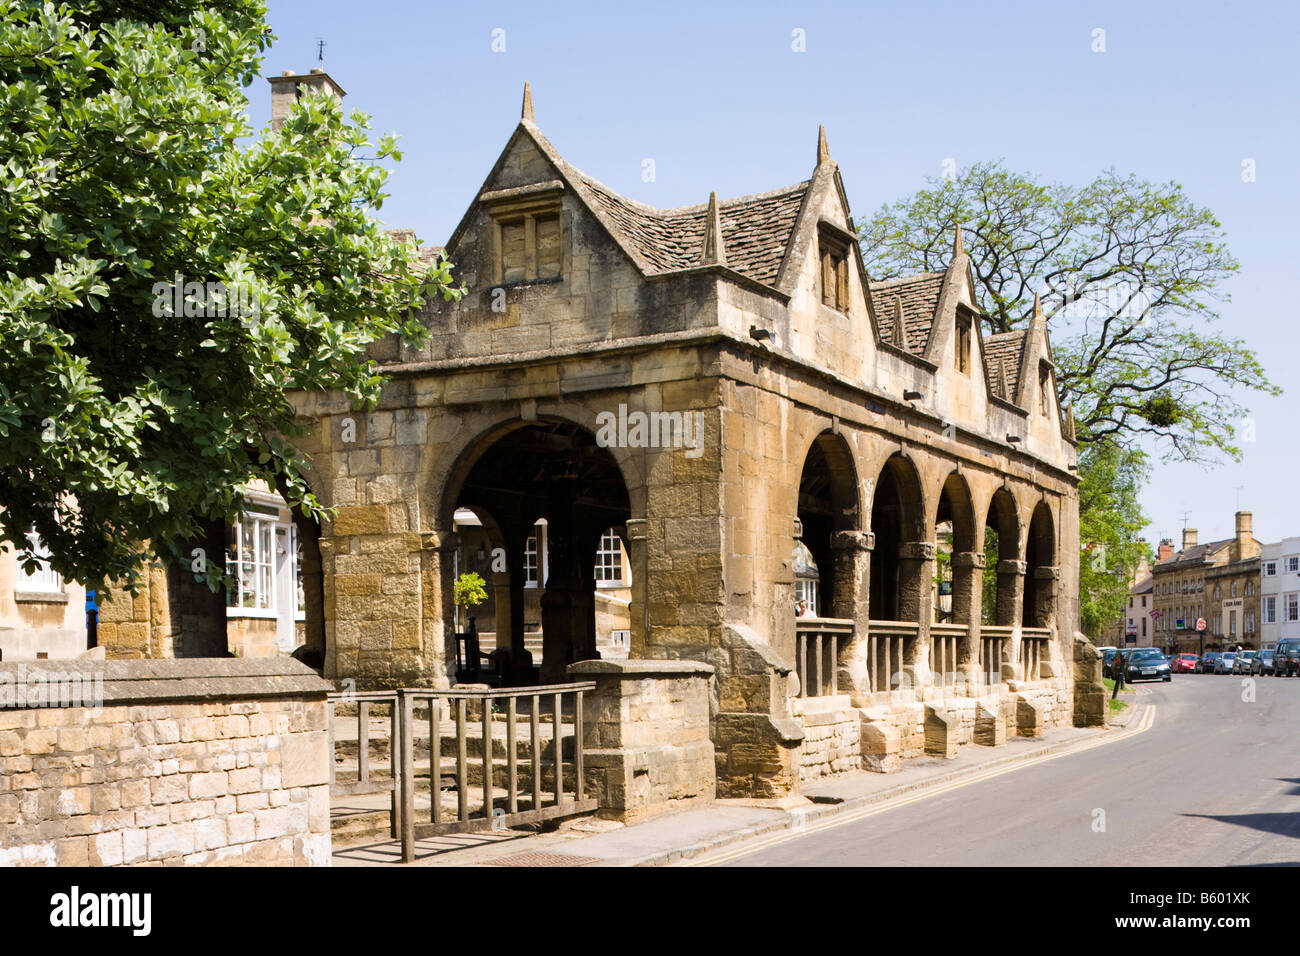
[1214,653,1237,674]
[1231,651,1256,674]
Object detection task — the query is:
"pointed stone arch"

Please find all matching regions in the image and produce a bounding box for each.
[870,453,928,622]
[796,430,862,618]
[1024,500,1058,629]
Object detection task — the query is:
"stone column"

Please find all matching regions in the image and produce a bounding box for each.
[624,518,649,658]
[419,530,457,687]
[538,502,598,682]
[830,530,873,703]
[950,550,985,682]
[899,541,936,689]
[1032,565,1059,629]
[998,558,1026,680]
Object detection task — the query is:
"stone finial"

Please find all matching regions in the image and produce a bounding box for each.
[521,81,535,123]
[953,223,964,257]
[891,296,906,348]
[1064,404,1077,441]
[700,191,726,266]
[1032,291,1043,320]
[816,125,831,166]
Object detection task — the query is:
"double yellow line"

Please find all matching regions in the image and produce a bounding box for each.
[688,703,1156,866]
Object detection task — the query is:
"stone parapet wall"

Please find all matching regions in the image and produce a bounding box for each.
[569,659,716,822]
[0,659,333,867]
[792,694,860,782]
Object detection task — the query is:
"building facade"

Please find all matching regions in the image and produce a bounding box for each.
[89,75,1088,796]
[1259,537,1300,650]
[1152,513,1261,653]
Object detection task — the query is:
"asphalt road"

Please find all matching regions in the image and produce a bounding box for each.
[712,673,1300,866]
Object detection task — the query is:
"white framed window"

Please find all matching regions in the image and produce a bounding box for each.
[795,578,819,616]
[594,529,624,586]
[18,526,62,594]
[523,521,548,588]
[227,513,276,612]
[1288,556,1299,574]
[1264,595,1277,624]
[1287,593,1299,623]
[1246,612,1255,635]
[1264,561,1277,576]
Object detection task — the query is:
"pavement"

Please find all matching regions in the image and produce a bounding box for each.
[332,683,1153,867]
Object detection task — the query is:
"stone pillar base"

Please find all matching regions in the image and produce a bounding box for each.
[1015,696,1047,737]
[568,659,716,822]
[924,706,960,758]
[974,703,1006,746]
[859,712,901,773]
[714,713,804,798]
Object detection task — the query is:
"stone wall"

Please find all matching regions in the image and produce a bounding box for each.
[792,694,860,783]
[0,658,333,867]
[569,659,715,822]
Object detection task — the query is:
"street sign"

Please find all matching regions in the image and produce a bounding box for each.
[1196,618,1207,632]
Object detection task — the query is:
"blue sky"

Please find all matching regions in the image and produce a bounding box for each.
[259,0,1300,550]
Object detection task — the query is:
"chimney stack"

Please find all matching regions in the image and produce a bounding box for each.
[268,68,346,132]
[1235,510,1258,558]
[1157,539,1174,562]
[1182,527,1198,551]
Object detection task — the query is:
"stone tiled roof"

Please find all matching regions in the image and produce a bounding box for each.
[1155,539,1233,569]
[983,330,1027,402]
[566,170,809,287]
[868,273,944,354]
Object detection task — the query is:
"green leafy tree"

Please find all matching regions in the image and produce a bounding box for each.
[860,161,1272,635]
[0,0,459,591]
[453,572,487,610]
[859,160,1278,463]
[1077,441,1151,640]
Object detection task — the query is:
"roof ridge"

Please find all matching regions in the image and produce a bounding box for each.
[570,166,810,219]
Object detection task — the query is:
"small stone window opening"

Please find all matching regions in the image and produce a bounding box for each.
[818,231,850,313]
[955,314,972,374]
[1038,363,1052,415]
[495,206,561,284]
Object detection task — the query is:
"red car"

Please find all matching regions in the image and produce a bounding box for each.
[1172,653,1199,673]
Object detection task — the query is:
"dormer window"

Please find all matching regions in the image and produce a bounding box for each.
[818,229,850,313]
[955,313,972,374]
[480,181,565,285]
[495,207,561,283]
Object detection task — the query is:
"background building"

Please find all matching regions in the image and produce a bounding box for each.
[1259,536,1300,650]
[1152,512,1261,653]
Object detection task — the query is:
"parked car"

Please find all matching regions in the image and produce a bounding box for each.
[1275,639,1300,677]
[1101,648,1120,679]
[1172,653,1199,673]
[1197,652,1220,674]
[1214,652,1237,674]
[1231,650,1256,674]
[1124,648,1172,682]
[1251,649,1275,676]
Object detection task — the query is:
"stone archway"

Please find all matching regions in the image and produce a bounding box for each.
[984,487,1022,626]
[446,419,632,683]
[869,454,928,622]
[1023,501,1057,628]
[796,431,862,618]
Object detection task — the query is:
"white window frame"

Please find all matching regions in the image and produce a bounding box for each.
[1288,556,1299,574]
[226,502,303,621]
[1264,595,1277,624]
[18,526,63,594]
[524,521,548,588]
[1264,560,1277,576]
[594,529,624,587]
[1288,592,1299,624]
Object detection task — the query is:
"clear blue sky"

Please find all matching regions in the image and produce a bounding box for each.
[260,0,1299,550]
